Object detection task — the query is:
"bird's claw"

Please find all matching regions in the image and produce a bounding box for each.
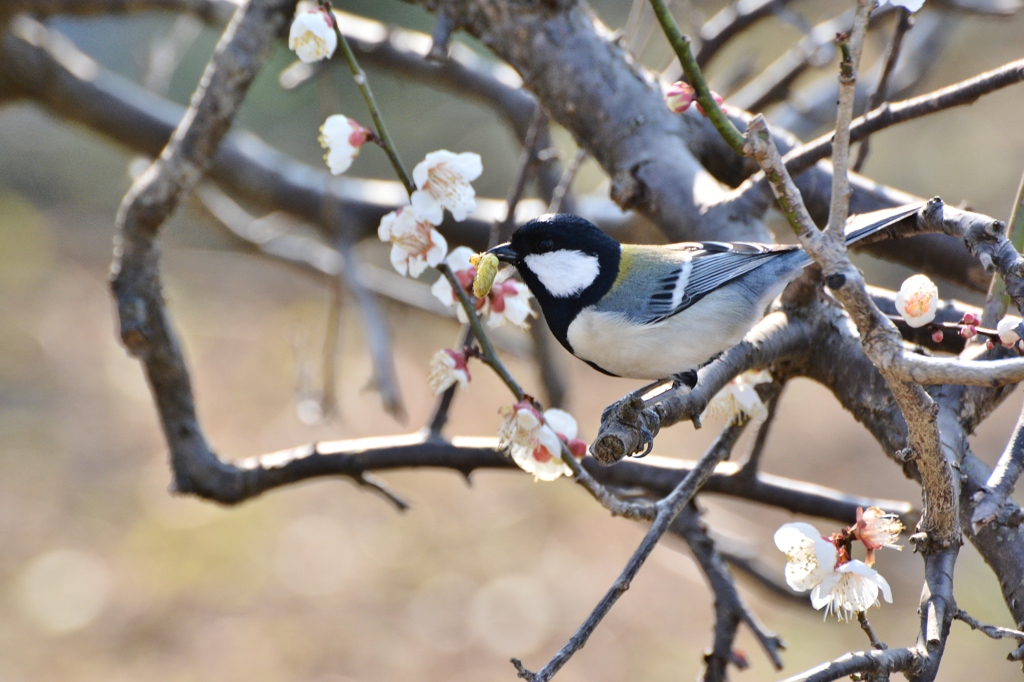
[592,397,661,464]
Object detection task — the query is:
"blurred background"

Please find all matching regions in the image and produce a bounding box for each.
[2,0,1024,680]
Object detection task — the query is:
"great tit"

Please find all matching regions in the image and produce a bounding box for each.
[487,205,920,384]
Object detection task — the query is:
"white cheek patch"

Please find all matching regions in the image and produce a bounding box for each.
[524,250,600,298]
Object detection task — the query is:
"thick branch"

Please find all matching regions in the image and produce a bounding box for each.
[109,0,292,499]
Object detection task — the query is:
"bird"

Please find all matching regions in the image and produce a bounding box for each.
[487,205,921,387]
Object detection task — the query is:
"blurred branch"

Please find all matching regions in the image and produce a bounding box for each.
[109,0,295,500]
[852,7,913,172]
[6,0,241,22]
[694,0,793,69]
[520,420,750,682]
[337,241,407,421]
[671,505,785,680]
[0,17,637,252]
[762,57,1024,181]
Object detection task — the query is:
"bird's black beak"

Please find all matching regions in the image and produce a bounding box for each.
[487,242,519,265]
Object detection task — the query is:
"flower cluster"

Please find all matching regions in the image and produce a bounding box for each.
[663,81,724,116]
[376,151,482,279]
[498,402,587,481]
[774,507,903,621]
[700,370,772,423]
[432,247,535,330]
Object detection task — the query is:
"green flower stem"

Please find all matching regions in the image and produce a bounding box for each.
[648,0,745,154]
[322,1,414,194]
[439,264,525,401]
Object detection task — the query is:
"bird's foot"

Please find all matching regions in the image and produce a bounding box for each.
[594,393,662,464]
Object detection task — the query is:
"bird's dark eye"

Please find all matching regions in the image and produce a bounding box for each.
[537,238,555,253]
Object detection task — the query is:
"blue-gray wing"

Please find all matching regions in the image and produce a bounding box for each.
[641,242,800,325]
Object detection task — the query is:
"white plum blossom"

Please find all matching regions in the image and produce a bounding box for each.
[878,0,926,12]
[700,370,772,423]
[318,115,371,175]
[432,247,535,329]
[854,506,904,562]
[288,8,337,63]
[774,522,838,592]
[427,349,470,395]
[378,207,448,277]
[811,560,893,622]
[997,317,1022,347]
[498,403,586,482]
[410,151,483,224]
[895,274,939,328]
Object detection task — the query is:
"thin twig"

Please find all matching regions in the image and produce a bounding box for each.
[323,0,413,193]
[737,386,783,478]
[953,608,1024,643]
[548,148,587,214]
[493,105,548,244]
[858,611,888,650]
[971,405,1024,530]
[520,419,750,682]
[319,263,344,419]
[648,0,746,153]
[672,505,784,679]
[337,242,407,421]
[852,8,913,172]
[983,166,1024,327]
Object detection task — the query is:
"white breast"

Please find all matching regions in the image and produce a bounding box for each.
[565,286,760,379]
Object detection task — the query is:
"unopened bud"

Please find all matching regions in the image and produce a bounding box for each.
[695,91,725,116]
[931,329,944,343]
[664,81,696,114]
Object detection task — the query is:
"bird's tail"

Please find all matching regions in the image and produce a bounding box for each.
[843,203,923,245]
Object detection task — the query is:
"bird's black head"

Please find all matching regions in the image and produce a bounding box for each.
[488,214,621,346]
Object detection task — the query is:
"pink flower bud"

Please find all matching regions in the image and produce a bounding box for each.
[664,81,696,113]
[961,312,980,326]
[931,329,944,343]
[695,91,725,116]
[986,339,996,350]
[960,326,977,339]
[566,438,588,459]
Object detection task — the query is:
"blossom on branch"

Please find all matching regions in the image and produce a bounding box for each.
[774,522,838,592]
[854,506,904,564]
[498,403,586,481]
[378,207,448,277]
[776,519,895,621]
[318,115,371,175]
[811,560,893,622]
[895,274,938,328]
[431,247,535,329]
[997,316,1022,347]
[411,151,483,224]
[427,349,471,394]
[288,8,337,63]
[700,370,772,423]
